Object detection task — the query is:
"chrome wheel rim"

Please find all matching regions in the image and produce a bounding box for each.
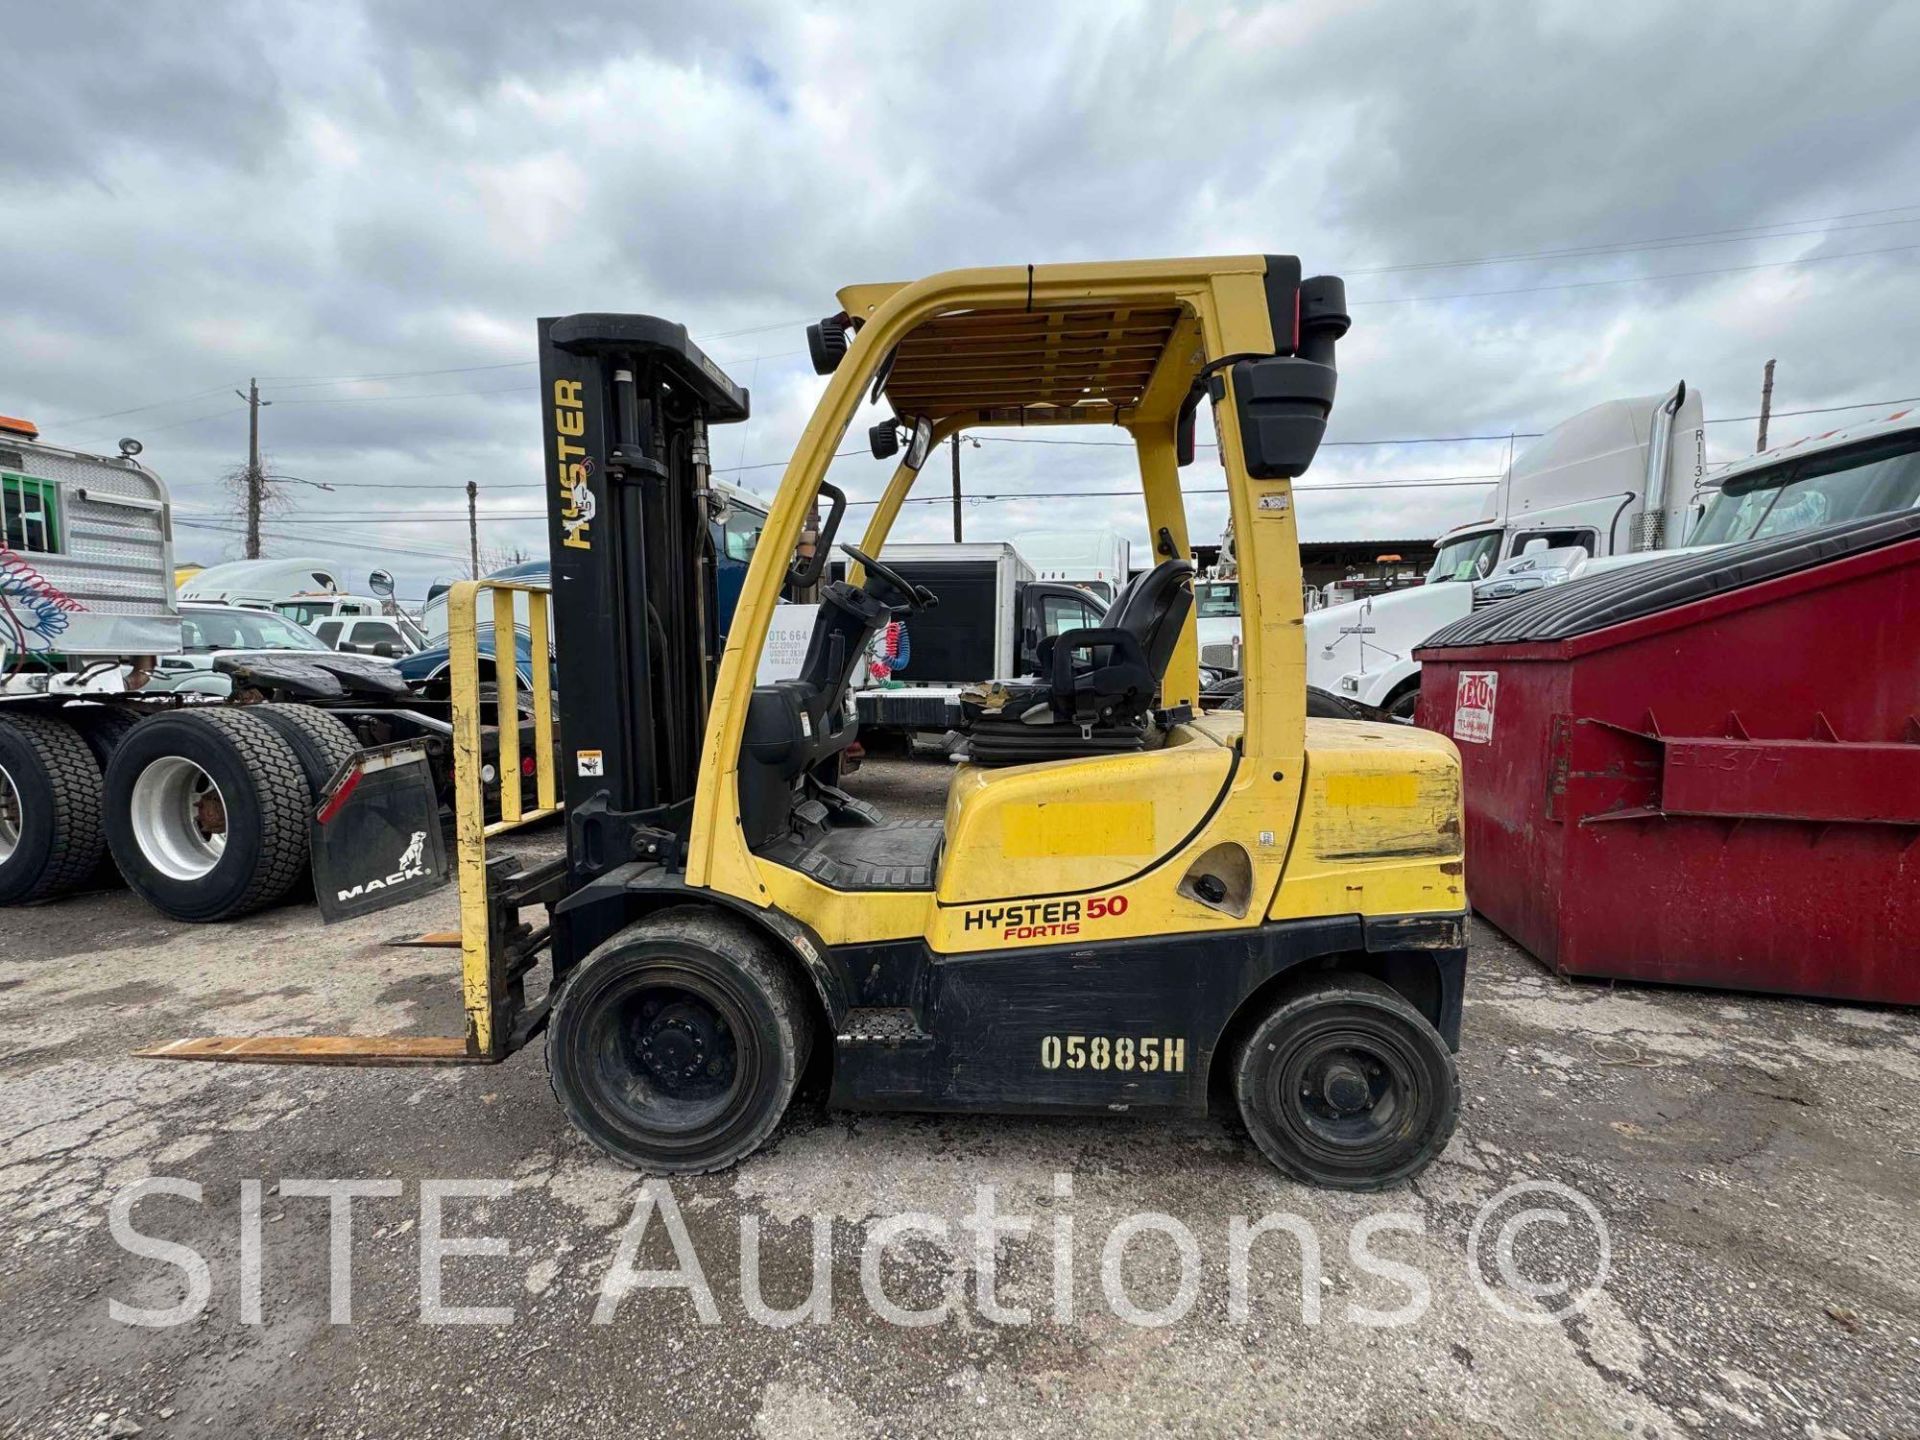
[0,765,20,865]
[130,755,229,880]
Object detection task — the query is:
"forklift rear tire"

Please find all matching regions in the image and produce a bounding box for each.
[547,908,813,1175]
[103,708,311,922]
[0,713,107,904]
[1234,972,1458,1191]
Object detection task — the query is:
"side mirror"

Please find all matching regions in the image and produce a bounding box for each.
[904,416,934,471]
[368,569,396,598]
[1230,275,1349,480]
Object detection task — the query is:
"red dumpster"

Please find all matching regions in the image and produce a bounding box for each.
[1415,509,1920,1005]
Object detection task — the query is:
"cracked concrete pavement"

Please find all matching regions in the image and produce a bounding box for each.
[1,757,1917,1438]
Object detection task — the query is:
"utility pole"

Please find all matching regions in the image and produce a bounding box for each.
[950,434,963,542]
[1756,358,1777,453]
[234,377,270,558]
[466,479,480,577]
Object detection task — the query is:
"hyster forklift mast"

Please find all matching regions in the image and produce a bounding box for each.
[149,257,1470,1193]
[536,316,750,898]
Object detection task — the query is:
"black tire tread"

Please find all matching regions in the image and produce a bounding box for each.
[245,703,360,800]
[1235,970,1460,1193]
[548,906,813,1176]
[105,707,311,921]
[0,712,106,902]
[64,704,146,768]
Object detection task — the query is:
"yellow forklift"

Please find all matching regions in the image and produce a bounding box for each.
[150,256,1468,1190]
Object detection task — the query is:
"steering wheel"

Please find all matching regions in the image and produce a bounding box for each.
[840,544,935,611]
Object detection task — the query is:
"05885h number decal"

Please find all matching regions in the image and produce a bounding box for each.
[1039,1034,1187,1073]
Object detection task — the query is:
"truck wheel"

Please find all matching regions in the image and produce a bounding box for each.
[1306,686,1370,721]
[245,704,360,800]
[547,907,813,1175]
[0,714,107,904]
[1386,687,1420,723]
[104,709,310,922]
[65,706,146,891]
[1234,972,1458,1191]
[66,704,144,768]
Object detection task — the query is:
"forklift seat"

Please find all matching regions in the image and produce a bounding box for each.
[960,559,1195,764]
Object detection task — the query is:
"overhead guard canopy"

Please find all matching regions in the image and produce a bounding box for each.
[875,303,1189,426]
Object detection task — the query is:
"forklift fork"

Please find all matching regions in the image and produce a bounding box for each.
[137,578,565,1068]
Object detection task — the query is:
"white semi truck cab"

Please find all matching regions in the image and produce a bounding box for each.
[1308,387,1920,717]
[1304,384,1708,716]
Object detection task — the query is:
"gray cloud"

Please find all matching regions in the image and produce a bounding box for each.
[5,0,1918,599]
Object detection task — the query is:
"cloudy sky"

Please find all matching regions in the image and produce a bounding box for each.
[9,0,1920,601]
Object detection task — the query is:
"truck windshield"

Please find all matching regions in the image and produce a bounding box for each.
[274,601,334,626]
[180,609,328,653]
[1427,531,1501,582]
[1692,430,1920,545]
[1194,581,1239,618]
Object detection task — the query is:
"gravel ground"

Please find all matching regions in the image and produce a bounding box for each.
[1,756,1916,1439]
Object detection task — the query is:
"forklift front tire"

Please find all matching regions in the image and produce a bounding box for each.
[547,909,813,1175]
[1234,971,1459,1191]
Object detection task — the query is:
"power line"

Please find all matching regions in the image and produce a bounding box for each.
[1701,394,1920,425]
[175,517,474,564]
[1353,242,1920,306]
[269,383,536,407]
[1346,204,1920,276]
[182,471,1504,529]
[260,361,537,390]
[127,405,250,434]
[974,432,1544,450]
[46,384,237,427]
[253,326,811,391]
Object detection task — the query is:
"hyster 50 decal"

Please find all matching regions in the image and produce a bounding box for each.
[962,893,1128,941]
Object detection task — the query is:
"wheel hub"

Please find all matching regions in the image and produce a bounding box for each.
[1319,1059,1373,1115]
[636,1003,728,1089]
[129,755,229,881]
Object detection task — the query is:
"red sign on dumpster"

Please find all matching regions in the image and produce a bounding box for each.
[1454,670,1498,743]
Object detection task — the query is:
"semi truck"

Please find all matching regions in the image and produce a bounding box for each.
[0,420,561,921]
[1302,385,1709,717]
[1306,387,1920,718]
[1016,528,1132,602]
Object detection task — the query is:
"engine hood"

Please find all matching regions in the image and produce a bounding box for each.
[1304,582,1475,689]
[213,650,410,701]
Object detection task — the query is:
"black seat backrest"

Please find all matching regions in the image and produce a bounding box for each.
[1101,559,1194,682]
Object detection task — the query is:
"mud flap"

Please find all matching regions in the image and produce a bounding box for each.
[310,741,451,922]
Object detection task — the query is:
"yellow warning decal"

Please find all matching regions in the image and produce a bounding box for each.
[1001,801,1155,858]
[1324,773,1421,808]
